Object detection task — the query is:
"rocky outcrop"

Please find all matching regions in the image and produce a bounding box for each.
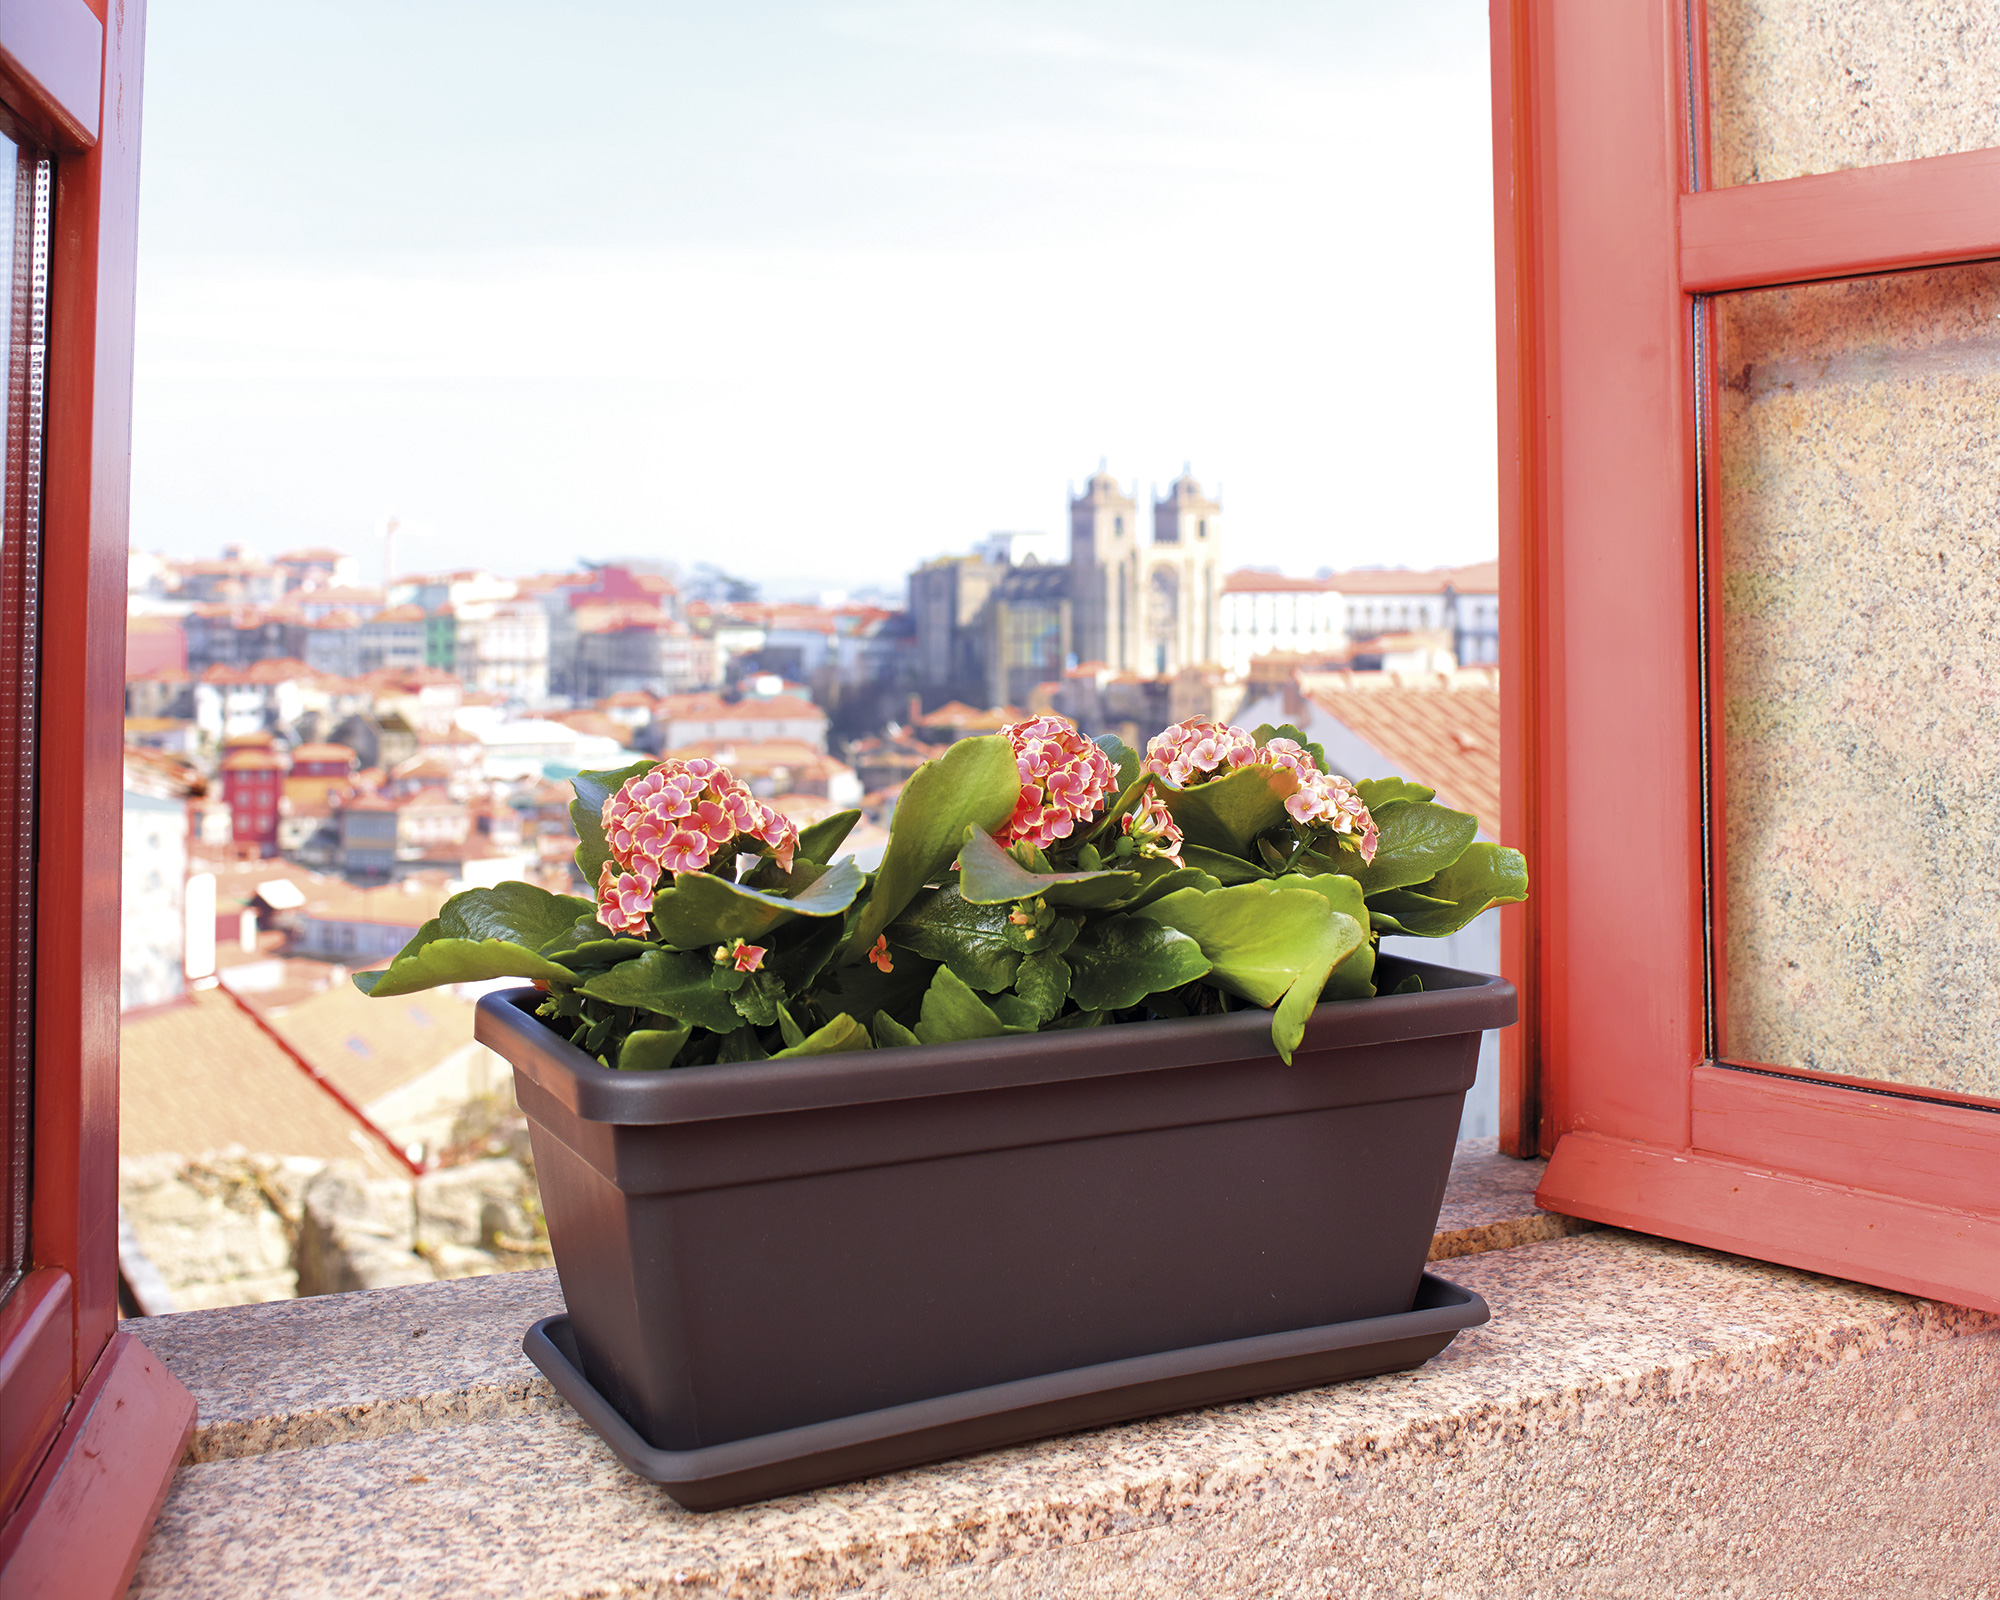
[294,1164,434,1296]
[118,1150,318,1311]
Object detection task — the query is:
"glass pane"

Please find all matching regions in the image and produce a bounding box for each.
[1714,260,2000,1101]
[1707,0,2000,187]
[0,140,45,1303]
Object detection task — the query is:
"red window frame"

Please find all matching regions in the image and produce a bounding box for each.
[0,2,196,1593]
[1492,0,2000,1312]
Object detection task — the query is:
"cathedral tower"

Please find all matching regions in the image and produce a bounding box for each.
[1069,467,1138,671]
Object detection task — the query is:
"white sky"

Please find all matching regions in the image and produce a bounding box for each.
[130,1,1496,598]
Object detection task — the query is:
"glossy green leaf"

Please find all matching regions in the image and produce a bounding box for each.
[573,948,742,1032]
[618,1026,691,1072]
[1093,734,1142,793]
[815,946,937,1025]
[1321,935,1377,999]
[1269,906,1367,1064]
[1117,862,1223,911]
[1161,764,1298,856]
[651,856,864,949]
[766,915,847,995]
[1354,775,1437,811]
[716,1027,769,1062]
[569,758,653,885]
[1135,881,1357,1007]
[796,808,862,862]
[1014,949,1072,1022]
[1391,973,1425,994]
[1370,842,1529,936]
[843,735,1021,961]
[887,885,1022,992]
[1345,800,1479,895]
[1176,843,1271,884]
[770,1012,873,1057]
[957,825,1139,909]
[546,932,654,970]
[1065,915,1211,1011]
[354,923,577,997]
[438,883,597,949]
[914,966,1025,1045]
[730,974,784,1027]
[872,1011,921,1049]
[987,993,1041,1030]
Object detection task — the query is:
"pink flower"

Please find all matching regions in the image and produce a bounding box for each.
[995,716,1117,850]
[659,827,714,875]
[719,939,766,973]
[596,863,656,936]
[1140,720,1378,865]
[598,756,801,891]
[868,935,894,973]
[1121,788,1185,866]
[1141,717,1259,787]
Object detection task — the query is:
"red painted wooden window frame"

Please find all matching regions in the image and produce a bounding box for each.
[0,2,196,1594]
[1491,0,2000,1314]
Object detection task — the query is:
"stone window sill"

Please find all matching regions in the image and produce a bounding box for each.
[124,1142,1999,1597]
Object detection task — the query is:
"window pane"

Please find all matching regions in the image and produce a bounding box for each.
[1714,260,2000,1101]
[0,140,46,1302]
[1706,0,2000,187]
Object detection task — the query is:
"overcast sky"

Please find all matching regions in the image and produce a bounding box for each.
[130,1,1496,597]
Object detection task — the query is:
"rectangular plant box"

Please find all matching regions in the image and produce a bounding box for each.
[478,953,1513,1507]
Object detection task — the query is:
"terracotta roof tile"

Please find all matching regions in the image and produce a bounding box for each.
[265,982,481,1108]
[1299,671,1505,840]
[119,987,390,1166]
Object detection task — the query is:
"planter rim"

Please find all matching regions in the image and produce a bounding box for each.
[476,954,1514,1127]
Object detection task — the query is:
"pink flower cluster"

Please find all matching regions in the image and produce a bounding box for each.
[594,757,800,937]
[996,716,1119,850]
[1142,718,1379,864]
[1120,789,1185,866]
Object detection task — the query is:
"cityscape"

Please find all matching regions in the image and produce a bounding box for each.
[117,463,1500,1309]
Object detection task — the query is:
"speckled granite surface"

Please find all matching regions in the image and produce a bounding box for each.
[1715,262,2000,1099]
[1707,0,2000,186]
[127,1231,2000,1598]
[134,1141,1578,1467]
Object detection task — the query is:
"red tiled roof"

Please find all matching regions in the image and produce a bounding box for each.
[1222,569,1338,594]
[119,987,390,1166]
[1298,670,1504,840]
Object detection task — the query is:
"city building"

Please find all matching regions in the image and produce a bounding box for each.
[1327,561,1500,667]
[1216,570,1347,676]
[217,739,288,856]
[1070,467,1223,677]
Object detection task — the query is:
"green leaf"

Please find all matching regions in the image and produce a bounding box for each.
[914,966,1026,1045]
[1354,775,1437,811]
[354,927,577,997]
[437,882,598,949]
[1250,723,1328,775]
[1093,734,1142,793]
[1161,764,1299,856]
[651,856,864,949]
[730,973,784,1028]
[573,948,742,1033]
[1117,862,1223,911]
[770,1012,873,1058]
[1135,881,1358,1007]
[1270,906,1367,1064]
[816,947,937,1025]
[796,808,862,862]
[618,1027,691,1072]
[1370,842,1529,936]
[956,825,1140,909]
[1321,936,1377,1000]
[716,1026,769,1062]
[1345,800,1479,895]
[987,993,1041,1030]
[765,915,847,995]
[1066,915,1211,1011]
[546,932,655,973]
[1015,949,1072,1022]
[1046,1007,1105,1029]
[775,1004,807,1048]
[1392,973,1425,994]
[569,758,654,885]
[887,885,1022,992]
[1176,843,1271,884]
[872,1011,921,1049]
[844,735,1021,960]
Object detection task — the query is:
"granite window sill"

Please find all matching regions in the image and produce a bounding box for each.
[122,1141,2000,1599]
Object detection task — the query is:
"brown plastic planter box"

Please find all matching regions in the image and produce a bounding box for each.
[478,954,1514,1508]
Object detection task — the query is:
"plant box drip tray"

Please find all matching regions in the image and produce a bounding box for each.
[524,1273,1489,1510]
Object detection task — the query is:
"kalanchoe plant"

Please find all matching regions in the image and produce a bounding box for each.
[357,713,1527,1068]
